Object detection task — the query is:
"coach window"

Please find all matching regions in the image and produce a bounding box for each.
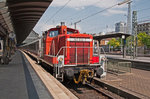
[49,30,58,37]
[0,43,1,50]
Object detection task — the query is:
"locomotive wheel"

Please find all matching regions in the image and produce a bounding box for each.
[96,67,103,78]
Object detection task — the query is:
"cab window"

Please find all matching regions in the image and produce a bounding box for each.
[67,31,73,34]
[49,30,58,37]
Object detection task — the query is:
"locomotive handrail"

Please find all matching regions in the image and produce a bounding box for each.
[47,46,106,57]
[100,47,106,56]
[46,46,106,58]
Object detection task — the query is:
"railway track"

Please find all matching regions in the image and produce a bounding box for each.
[63,80,123,99]
[85,83,115,99]
[25,51,123,99]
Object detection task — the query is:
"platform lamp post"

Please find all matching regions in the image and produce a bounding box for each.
[122,35,126,58]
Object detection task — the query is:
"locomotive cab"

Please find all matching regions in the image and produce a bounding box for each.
[43,23,106,83]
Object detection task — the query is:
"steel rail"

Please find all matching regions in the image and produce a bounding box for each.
[85,83,115,99]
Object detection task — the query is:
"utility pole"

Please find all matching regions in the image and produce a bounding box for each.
[74,20,81,29]
[126,1,132,34]
[125,1,133,58]
[132,11,138,59]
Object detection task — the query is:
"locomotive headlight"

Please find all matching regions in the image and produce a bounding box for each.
[58,56,64,67]
[59,57,63,62]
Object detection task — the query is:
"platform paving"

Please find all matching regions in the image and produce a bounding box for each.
[0,51,53,99]
[100,68,150,98]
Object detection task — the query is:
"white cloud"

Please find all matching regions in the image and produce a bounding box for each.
[51,0,127,15]
[102,9,126,16]
[69,24,82,31]
[109,9,126,14]
[52,0,118,8]
[33,22,82,34]
[33,23,58,34]
[102,27,115,33]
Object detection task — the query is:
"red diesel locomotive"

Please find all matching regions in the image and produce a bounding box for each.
[24,22,106,84]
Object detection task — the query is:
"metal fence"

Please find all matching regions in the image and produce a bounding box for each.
[107,59,131,75]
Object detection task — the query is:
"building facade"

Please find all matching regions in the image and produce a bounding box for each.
[115,22,126,33]
[137,22,150,35]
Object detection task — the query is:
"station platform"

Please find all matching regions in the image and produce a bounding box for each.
[106,54,150,63]
[106,54,150,71]
[0,51,77,99]
[95,68,150,99]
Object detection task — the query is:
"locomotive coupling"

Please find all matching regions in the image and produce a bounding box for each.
[74,69,94,84]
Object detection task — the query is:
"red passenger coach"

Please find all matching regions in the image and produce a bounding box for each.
[27,22,106,84]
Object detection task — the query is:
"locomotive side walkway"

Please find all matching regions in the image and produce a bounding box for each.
[0,50,77,99]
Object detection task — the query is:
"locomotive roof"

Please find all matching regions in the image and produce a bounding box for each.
[44,26,80,34]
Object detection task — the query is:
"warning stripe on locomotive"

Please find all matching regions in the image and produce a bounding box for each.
[67,38,92,42]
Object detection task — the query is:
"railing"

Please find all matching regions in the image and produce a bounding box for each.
[107,59,131,75]
[46,46,106,76]
[47,46,106,64]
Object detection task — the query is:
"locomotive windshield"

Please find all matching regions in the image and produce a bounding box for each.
[67,31,73,34]
[49,30,58,37]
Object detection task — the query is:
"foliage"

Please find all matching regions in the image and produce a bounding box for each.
[107,32,150,49]
[125,32,150,48]
[137,32,150,47]
[137,32,147,46]
[107,38,120,49]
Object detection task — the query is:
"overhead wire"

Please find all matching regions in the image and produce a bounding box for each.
[44,0,72,24]
[72,0,130,24]
[66,0,105,19]
[137,7,150,12]
[41,0,129,33]
[138,19,150,23]
[79,4,117,22]
[68,0,130,33]
[53,0,105,24]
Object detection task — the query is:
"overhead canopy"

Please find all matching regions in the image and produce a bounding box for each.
[93,32,132,40]
[6,0,52,44]
[0,1,13,36]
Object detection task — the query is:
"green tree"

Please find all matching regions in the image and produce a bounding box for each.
[137,32,148,46]
[146,36,150,48]
[107,38,120,50]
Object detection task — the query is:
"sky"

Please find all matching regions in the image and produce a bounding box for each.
[33,0,150,35]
